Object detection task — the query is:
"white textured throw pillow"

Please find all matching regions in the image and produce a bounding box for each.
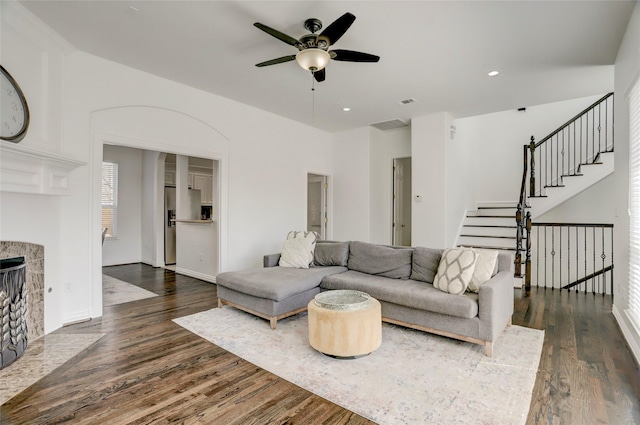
[433,248,478,295]
[278,231,318,269]
[468,249,499,293]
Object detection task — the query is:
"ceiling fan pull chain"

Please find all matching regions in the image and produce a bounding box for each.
[311,73,316,125]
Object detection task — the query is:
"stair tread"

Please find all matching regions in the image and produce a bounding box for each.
[581,162,603,166]
[457,244,516,251]
[463,225,517,228]
[477,206,517,210]
[459,234,516,239]
[466,215,514,218]
[544,184,565,188]
[561,173,584,177]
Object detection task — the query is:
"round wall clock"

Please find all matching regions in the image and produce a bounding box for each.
[0,65,30,143]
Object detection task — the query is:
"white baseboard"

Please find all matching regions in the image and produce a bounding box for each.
[62,309,92,326]
[612,305,640,366]
[175,267,216,283]
[102,258,141,267]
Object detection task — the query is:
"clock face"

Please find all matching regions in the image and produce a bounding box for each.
[0,65,29,143]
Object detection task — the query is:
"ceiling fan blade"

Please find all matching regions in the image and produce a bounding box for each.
[254,22,301,47]
[319,12,355,45]
[255,55,297,67]
[331,49,380,63]
[313,68,326,82]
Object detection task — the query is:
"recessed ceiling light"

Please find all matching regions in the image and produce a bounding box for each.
[342,107,351,112]
[488,70,500,77]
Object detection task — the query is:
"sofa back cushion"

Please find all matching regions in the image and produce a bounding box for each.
[314,241,350,267]
[347,241,413,279]
[410,247,444,283]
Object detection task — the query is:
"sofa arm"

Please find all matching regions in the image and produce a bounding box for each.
[478,270,514,341]
[263,253,281,268]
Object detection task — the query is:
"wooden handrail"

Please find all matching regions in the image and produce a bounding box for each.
[532,222,614,228]
[535,92,614,147]
[519,144,528,207]
[562,265,614,290]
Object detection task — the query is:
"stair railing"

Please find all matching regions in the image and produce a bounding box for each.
[517,92,614,293]
[529,223,614,295]
[529,92,614,198]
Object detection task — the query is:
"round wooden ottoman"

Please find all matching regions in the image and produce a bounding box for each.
[308,290,382,358]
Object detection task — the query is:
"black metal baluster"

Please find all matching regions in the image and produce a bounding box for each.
[593,227,596,295]
[598,227,607,295]
[551,228,556,290]
[576,226,580,293]
[559,226,563,289]
[567,226,571,291]
[584,226,588,294]
[536,226,540,288]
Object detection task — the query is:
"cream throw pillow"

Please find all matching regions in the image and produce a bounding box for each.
[433,248,478,295]
[468,249,499,293]
[278,231,318,269]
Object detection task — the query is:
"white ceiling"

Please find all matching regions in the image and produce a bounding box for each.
[19,1,635,133]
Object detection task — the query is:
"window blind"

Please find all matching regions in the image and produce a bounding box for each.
[102,162,118,237]
[629,78,640,328]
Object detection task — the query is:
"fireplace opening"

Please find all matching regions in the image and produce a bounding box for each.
[0,256,28,369]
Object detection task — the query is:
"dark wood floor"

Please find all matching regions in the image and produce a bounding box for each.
[1,264,639,424]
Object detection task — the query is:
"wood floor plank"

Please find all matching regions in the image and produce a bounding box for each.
[1,264,639,424]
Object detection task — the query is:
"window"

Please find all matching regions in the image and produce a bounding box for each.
[102,161,118,238]
[629,78,640,329]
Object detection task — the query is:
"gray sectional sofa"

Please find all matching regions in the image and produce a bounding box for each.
[216,241,514,356]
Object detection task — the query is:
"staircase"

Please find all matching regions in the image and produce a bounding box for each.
[458,93,615,291]
[516,92,615,292]
[458,203,518,252]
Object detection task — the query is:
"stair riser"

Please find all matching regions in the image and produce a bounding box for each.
[461,226,517,237]
[458,236,516,249]
[464,216,515,227]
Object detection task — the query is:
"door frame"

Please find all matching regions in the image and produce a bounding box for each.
[307,173,330,240]
[392,157,412,246]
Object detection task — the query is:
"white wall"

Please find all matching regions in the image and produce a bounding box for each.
[612,2,640,363]
[369,127,411,245]
[141,151,162,266]
[332,127,371,242]
[2,3,335,330]
[411,113,449,248]
[455,94,607,204]
[536,174,615,223]
[0,2,74,331]
[102,144,143,266]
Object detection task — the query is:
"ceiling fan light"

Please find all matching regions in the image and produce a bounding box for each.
[296,48,330,72]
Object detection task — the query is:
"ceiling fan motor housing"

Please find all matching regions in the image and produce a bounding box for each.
[304,18,323,33]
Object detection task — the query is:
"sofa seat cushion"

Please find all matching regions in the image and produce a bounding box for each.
[217,266,347,302]
[320,270,479,319]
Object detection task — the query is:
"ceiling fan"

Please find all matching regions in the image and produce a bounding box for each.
[253,12,380,82]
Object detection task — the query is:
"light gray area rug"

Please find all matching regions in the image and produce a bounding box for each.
[174,307,544,425]
[102,274,158,307]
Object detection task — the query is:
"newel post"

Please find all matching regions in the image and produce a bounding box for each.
[515,204,523,278]
[525,211,532,292]
[528,136,536,197]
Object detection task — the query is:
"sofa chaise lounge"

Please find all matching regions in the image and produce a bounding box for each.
[216,241,514,356]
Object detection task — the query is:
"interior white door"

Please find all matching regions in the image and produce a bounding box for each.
[393,158,412,246]
[307,174,328,239]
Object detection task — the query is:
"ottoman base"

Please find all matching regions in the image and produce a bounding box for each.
[308,295,382,358]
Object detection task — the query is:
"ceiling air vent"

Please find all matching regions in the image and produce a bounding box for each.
[371,119,410,131]
[399,98,416,105]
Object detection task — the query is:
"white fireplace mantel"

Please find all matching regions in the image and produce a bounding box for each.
[0,142,86,196]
